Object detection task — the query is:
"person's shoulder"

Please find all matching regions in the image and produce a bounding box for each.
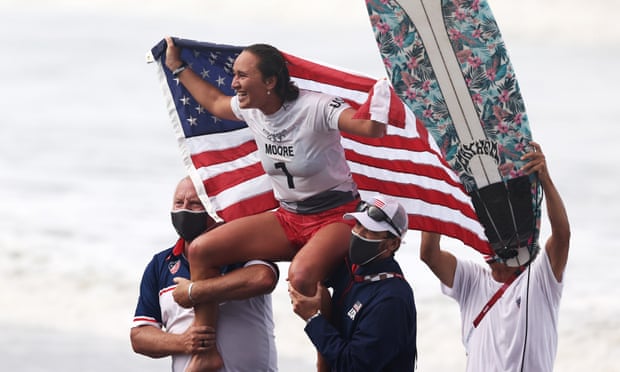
[451,257,490,284]
[390,273,415,295]
[223,260,280,279]
[455,256,483,271]
[139,245,180,281]
[375,276,415,309]
[297,89,336,103]
[298,89,317,97]
[530,247,555,276]
[149,245,179,264]
[246,260,280,277]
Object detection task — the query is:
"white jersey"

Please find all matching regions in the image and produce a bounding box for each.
[168,294,277,372]
[442,250,563,372]
[231,90,356,209]
[132,246,278,372]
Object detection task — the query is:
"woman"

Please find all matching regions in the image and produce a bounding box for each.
[164,36,386,371]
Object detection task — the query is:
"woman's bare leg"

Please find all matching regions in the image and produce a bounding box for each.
[288,221,352,295]
[288,222,352,371]
[186,212,293,371]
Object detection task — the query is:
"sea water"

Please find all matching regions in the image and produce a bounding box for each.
[0,1,618,371]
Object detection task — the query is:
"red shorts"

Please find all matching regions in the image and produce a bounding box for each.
[274,198,359,250]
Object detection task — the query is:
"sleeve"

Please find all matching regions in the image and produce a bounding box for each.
[319,94,351,131]
[306,295,414,371]
[230,95,244,121]
[441,258,479,304]
[132,256,164,328]
[244,260,280,281]
[533,249,564,305]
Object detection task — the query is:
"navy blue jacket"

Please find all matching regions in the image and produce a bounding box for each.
[305,257,417,371]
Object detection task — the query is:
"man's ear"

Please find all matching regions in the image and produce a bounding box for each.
[386,237,401,254]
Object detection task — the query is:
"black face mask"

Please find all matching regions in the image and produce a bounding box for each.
[349,231,387,266]
[170,209,209,241]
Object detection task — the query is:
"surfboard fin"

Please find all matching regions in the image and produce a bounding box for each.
[470,175,540,266]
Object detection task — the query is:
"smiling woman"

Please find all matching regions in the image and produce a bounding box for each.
[161,36,388,371]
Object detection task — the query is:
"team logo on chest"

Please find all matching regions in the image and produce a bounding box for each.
[168,259,181,275]
[347,300,363,320]
[264,129,288,143]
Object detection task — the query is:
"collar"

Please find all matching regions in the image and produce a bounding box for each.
[351,257,404,281]
[172,237,185,257]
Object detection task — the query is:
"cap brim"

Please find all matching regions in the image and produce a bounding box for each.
[344,212,397,236]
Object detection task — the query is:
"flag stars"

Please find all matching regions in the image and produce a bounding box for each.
[187,116,198,126]
[224,56,235,74]
[209,52,219,65]
[211,115,221,124]
[216,76,226,87]
[180,96,191,105]
[201,69,211,79]
[196,105,206,114]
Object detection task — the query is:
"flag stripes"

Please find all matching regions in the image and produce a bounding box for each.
[148,38,491,254]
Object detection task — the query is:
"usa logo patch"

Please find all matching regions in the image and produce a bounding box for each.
[347,301,363,320]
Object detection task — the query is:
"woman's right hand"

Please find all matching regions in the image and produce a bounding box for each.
[164,36,184,71]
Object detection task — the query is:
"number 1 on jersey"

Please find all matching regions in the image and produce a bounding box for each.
[275,162,295,189]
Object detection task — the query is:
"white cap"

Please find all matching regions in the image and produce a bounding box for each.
[344,194,408,239]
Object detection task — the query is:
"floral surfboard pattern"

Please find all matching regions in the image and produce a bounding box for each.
[365,0,542,266]
[366,0,532,192]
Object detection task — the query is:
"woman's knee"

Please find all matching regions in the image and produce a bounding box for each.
[187,233,217,265]
[288,262,321,296]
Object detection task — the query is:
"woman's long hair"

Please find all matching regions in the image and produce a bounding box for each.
[244,44,299,102]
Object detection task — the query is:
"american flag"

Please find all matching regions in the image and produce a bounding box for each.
[147,38,492,255]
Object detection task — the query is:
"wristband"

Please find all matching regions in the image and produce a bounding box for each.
[188,282,196,305]
[172,62,188,77]
[306,310,321,324]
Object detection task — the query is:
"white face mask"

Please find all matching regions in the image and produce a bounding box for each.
[348,231,387,266]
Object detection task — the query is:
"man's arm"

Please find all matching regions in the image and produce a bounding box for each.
[419,232,458,288]
[288,281,332,372]
[522,142,570,281]
[173,262,278,308]
[130,324,215,358]
[300,294,414,371]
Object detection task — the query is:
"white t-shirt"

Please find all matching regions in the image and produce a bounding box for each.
[161,262,278,372]
[442,250,563,372]
[231,90,356,205]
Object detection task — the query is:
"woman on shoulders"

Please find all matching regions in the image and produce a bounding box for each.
[164,37,386,371]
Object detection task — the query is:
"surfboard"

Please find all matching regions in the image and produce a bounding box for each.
[365,0,542,266]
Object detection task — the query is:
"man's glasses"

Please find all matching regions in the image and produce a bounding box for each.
[357,201,402,237]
